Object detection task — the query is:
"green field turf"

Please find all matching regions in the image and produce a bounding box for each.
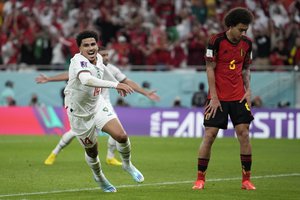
[0,135,299,200]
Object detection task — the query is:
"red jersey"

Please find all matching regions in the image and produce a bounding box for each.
[205,32,252,101]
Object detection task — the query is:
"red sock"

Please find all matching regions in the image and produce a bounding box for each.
[197,171,206,181]
[242,170,251,182]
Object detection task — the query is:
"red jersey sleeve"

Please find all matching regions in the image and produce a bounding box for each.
[242,37,253,69]
[205,33,223,63]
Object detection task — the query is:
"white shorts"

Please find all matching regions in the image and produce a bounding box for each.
[68,100,117,148]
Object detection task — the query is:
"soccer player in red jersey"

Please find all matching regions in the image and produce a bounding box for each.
[192,7,256,190]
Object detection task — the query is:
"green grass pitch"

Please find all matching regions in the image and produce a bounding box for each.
[0,135,299,200]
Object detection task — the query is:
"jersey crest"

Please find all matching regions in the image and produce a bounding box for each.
[80,61,88,68]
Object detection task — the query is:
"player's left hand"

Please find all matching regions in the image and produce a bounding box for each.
[240,90,251,108]
[35,74,49,84]
[146,90,160,102]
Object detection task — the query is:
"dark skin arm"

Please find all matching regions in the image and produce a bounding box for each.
[240,64,251,107]
[205,61,222,119]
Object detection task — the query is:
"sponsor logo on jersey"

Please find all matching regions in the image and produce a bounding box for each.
[240,48,245,57]
[80,61,88,68]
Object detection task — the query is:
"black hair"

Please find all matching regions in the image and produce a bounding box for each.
[5,80,13,88]
[142,81,150,89]
[199,82,205,90]
[98,46,107,51]
[224,7,253,27]
[76,30,99,47]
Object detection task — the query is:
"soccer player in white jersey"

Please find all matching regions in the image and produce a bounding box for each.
[45,30,144,192]
[36,48,160,167]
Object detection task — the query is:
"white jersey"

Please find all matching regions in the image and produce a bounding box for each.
[64,53,106,118]
[101,63,127,103]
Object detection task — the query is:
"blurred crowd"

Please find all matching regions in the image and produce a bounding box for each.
[0,0,300,71]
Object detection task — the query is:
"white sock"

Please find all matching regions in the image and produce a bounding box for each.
[116,138,131,167]
[107,136,117,159]
[85,152,103,181]
[52,130,76,155]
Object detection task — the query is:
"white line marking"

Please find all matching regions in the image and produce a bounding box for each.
[0,173,299,198]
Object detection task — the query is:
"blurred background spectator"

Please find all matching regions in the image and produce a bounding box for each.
[115,97,130,107]
[0,0,298,71]
[136,81,156,107]
[0,80,15,106]
[251,96,263,108]
[191,82,207,107]
[277,100,290,108]
[173,96,184,107]
[28,93,40,106]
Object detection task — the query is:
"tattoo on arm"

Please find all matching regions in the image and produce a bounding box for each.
[242,68,250,90]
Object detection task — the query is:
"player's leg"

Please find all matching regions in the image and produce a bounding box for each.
[71,113,116,192]
[106,136,122,166]
[104,102,122,166]
[102,118,144,183]
[44,129,76,165]
[193,100,228,190]
[235,124,256,190]
[85,143,116,192]
[231,100,255,190]
[192,127,218,190]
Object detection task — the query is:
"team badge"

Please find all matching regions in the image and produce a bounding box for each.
[80,61,88,68]
[206,49,213,58]
[240,48,245,57]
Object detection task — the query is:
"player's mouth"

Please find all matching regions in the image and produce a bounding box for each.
[87,51,97,60]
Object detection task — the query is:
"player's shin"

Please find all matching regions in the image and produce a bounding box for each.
[85,152,117,192]
[53,130,76,155]
[107,136,117,158]
[241,154,252,181]
[85,152,103,179]
[116,138,131,167]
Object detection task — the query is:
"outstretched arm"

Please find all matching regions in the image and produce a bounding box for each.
[78,72,134,97]
[35,72,69,83]
[122,79,160,102]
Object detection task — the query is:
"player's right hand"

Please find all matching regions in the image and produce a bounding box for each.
[35,74,49,84]
[116,83,134,97]
[205,98,222,119]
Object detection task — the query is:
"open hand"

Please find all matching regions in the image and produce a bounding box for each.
[205,98,222,119]
[146,90,160,101]
[35,74,49,84]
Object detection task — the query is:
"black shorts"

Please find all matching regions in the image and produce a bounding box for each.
[203,100,254,129]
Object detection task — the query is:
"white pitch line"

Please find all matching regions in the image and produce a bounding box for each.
[0,173,299,198]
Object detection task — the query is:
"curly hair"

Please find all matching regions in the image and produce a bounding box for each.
[224,7,253,28]
[76,30,99,47]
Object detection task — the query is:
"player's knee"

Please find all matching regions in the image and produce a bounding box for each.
[238,129,249,138]
[237,131,250,144]
[114,133,128,143]
[205,133,217,144]
[85,147,98,158]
